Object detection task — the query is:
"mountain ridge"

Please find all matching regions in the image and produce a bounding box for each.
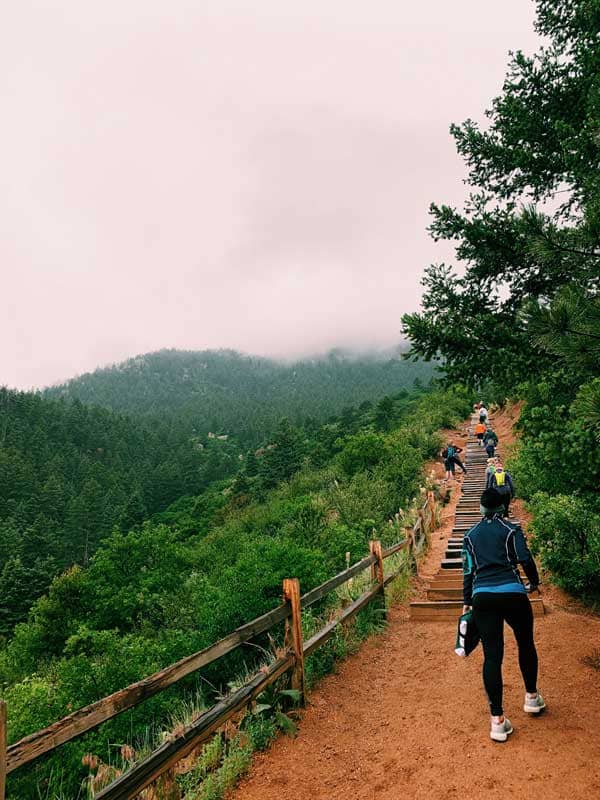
[45,347,434,444]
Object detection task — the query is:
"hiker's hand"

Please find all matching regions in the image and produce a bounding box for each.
[462,605,472,614]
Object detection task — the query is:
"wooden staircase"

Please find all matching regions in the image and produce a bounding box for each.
[410,416,545,621]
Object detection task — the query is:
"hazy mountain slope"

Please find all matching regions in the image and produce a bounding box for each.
[45,348,434,444]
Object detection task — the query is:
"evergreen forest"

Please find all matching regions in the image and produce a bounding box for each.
[1,351,432,641]
[45,349,433,447]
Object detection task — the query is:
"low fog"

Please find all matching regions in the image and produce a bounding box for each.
[2,1,539,389]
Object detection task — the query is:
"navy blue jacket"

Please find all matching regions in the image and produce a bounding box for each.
[462,515,539,604]
[483,430,498,445]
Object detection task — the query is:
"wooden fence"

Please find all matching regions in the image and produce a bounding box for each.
[0,491,438,799]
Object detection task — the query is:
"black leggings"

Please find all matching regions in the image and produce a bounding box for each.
[496,490,511,517]
[472,592,538,716]
[450,456,466,473]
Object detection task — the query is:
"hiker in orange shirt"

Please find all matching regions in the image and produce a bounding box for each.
[475,420,487,446]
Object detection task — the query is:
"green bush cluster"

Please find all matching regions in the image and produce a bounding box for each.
[528,493,600,598]
[508,372,600,603]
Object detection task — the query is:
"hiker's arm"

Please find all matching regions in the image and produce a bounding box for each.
[462,540,474,605]
[507,474,515,497]
[511,527,540,588]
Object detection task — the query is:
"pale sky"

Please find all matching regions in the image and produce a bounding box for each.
[2,1,540,389]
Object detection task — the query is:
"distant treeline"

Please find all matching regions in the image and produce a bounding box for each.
[45,348,434,446]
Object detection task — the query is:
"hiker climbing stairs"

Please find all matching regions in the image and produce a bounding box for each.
[409,415,545,621]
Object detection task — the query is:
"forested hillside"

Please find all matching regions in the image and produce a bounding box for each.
[402,0,600,603]
[1,353,432,637]
[45,349,433,446]
[0,389,245,637]
[2,384,471,799]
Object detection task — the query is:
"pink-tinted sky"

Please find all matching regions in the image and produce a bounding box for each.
[2,1,540,389]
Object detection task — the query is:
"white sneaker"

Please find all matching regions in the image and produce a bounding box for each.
[490,716,513,742]
[523,692,546,714]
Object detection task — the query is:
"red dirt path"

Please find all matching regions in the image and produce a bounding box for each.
[231,408,600,800]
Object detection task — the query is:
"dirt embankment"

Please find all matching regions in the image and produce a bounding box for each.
[231,405,600,800]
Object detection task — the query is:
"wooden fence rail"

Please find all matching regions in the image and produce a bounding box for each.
[1,491,438,799]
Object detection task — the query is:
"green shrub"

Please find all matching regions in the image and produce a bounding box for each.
[336,431,389,476]
[529,493,600,598]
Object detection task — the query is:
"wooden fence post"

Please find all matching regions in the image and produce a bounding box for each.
[282,579,306,707]
[428,491,436,531]
[369,540,386,619]
[0,700,7,800]
[418,508,426,542]
[410,520,421,573]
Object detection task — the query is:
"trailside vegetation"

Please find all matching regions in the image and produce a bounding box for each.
[401,0,600,602]
[2,385,471,799]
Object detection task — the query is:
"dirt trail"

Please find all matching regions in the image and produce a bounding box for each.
[231,408,600,800]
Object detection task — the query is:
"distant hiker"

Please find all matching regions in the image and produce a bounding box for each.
[485,458,497,488]
[441,442,467,480]
[474,420,487,446]
[489,465,514,516]
[462,488,545,742]
[483,427,499,458]
[479,405,489,424]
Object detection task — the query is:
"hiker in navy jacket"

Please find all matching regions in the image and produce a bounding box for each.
[462,488,546,742]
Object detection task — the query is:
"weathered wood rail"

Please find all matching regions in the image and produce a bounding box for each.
[0,491,439,799]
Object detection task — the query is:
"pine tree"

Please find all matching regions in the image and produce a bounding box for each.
[259,418,304,489]
[119,489,148,532]
[245,449,259,477]
[374,396,395,432]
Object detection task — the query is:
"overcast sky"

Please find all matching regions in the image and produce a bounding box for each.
[2,1,540,389]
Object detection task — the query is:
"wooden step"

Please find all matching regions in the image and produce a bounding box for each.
[428,576,463,591]
[410,598,545,620]
[428,580,463,590]
[440,558,462,570]
[427,587,462,601]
